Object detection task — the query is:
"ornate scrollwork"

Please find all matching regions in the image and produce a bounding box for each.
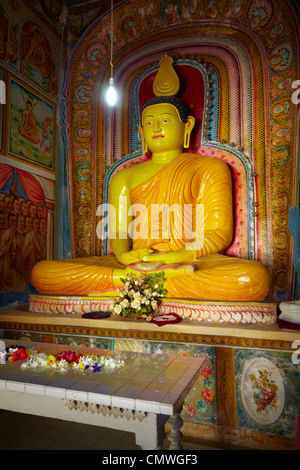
[65,399,148,422]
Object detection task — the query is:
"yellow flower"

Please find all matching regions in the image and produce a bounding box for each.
[46,355,56,365]
[79,363,85,370]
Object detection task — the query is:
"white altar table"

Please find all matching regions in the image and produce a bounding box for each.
[0,340,206,450]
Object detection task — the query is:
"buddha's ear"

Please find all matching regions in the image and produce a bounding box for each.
[183,115,195,149]
[139,124,148,153]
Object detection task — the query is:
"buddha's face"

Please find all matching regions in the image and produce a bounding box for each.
[8,214,17,228]
[4,197,12,212]
[37,205,44,218]
[13,198,20,214]
[141,103,186,154]
[17,215,25,230]
[25,216,32,231]
[33,217,39,231]
[29,204,37,218]
[39,218,46,233]
[21,201,28,216]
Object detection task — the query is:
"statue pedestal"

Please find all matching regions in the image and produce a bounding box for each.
[29,293,277,325]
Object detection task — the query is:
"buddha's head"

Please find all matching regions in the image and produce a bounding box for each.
[8,213,17,228]
[139,96,195,155]
[17,214,25,230]
[39,217,46,234]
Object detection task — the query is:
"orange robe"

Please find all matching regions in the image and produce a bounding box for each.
[31,154,270,300]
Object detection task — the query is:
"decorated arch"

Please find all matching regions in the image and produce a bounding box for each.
[63,0,300,301]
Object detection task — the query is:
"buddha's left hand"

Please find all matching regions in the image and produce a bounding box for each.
[142,249,195,265]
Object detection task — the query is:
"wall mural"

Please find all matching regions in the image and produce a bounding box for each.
[8,76,56,170]
[0,165,47,295]
[20,21,58,95]
[64,0,300,301]
[0,1,59,307]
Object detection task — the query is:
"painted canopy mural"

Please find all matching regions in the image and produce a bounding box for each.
[0,164,47,294]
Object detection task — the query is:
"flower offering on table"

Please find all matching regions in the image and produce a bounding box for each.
[112,272,167,319]
[3,345,125,374]
[21,350,125,373]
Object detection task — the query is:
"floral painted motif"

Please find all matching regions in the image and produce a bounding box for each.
[249,367,278,413]
[183,365,215,417]
[240,355,286,426]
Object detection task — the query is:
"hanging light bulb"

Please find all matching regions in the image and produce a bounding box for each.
[106,0,117,106]
[106,77,117,106]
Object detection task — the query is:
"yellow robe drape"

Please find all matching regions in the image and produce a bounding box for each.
[31,154,270,300]
[130,153,233,256]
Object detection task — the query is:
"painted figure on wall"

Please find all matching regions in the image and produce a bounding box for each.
[18,95,40,145]
[0,165,47,294]
[32,55,271,302]
[160,0,182,22]
[9,78,55,170]
[39,116,53,153]
[20,22,57,95]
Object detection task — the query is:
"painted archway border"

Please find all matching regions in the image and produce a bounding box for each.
[96,25,269,260]
[64,0,299,301]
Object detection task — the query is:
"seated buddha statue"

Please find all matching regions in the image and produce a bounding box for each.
[31,56,270,301]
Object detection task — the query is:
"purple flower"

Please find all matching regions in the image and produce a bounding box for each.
[92,363,101,372]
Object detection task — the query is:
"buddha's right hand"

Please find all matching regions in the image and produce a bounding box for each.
[117,248,153,265]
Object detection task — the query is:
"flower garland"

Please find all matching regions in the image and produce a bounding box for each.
[4,345,125,374]
[112,272,167,319]
[21,349,125,374]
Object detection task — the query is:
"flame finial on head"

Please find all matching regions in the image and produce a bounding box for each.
[153,55,180,96]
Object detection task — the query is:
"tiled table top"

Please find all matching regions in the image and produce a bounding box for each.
[0,341,206,416]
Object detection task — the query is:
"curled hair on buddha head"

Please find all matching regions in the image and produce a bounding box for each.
[141,95,189,124]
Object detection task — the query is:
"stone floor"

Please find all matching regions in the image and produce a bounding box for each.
[0,409,225,450]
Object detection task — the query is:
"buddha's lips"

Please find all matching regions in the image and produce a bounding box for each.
[152,135,164,139]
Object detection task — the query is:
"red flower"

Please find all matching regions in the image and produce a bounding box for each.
[55,351,82,363]
[11,348,28,361]
[257,388,277,411]
[184,403,196,417]
[19,349,28,360]
[201,366,212,378]
[201,387,214,404]
[55,352,65,361]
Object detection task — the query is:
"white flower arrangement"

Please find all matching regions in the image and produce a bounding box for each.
[111,272,167,320]
[72,354,125,371]
[21,350,125,374]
